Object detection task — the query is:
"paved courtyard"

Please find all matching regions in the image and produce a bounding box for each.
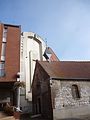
[31,114,90,120]
[1,112,90,120]
[56,115,90,120]
[0,112,31,120]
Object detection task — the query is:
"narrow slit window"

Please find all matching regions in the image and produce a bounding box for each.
[72,84,80,99]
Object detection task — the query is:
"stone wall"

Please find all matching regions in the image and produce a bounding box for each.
[51,80,90,109]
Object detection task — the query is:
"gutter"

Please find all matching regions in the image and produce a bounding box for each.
[50,77,90,81]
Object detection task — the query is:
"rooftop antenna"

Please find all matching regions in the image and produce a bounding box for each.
[45,38,47,47]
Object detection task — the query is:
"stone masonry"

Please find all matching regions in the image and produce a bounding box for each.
[51,80,90,109]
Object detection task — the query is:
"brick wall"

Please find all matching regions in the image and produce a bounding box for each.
[0,24,21,82]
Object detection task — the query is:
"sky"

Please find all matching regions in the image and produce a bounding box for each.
[0,0,90,61]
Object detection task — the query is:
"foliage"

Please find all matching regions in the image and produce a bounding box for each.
[13,81,25,90]
[3,103,14,116]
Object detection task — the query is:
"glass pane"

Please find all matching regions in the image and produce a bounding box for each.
[0,63,5,77]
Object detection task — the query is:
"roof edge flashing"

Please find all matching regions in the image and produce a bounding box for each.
[50,77,90,81]
[22,32,46,44]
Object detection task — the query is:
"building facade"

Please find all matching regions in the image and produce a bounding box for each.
[20,32,47,113]
[20,32,59,113]
[0,23,21,108]
[32,61,90,120]
[0,23,59,114]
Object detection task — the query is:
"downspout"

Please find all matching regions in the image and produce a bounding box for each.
[17,87,20,110]
[16,73,21,111]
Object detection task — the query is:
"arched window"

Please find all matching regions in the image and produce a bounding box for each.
[72,84,80,99]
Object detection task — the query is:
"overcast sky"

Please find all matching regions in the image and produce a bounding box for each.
[0,0,90,61]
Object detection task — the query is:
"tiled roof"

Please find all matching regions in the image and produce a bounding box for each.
[39,61,90,79]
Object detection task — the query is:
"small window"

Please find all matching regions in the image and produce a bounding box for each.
[0,62,5,77]
[3,27,7,41]
[72,84,80,99]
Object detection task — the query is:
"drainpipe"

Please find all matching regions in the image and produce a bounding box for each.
[16,73,21,111]
[50,78,53,87]
[17,87,21,111]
